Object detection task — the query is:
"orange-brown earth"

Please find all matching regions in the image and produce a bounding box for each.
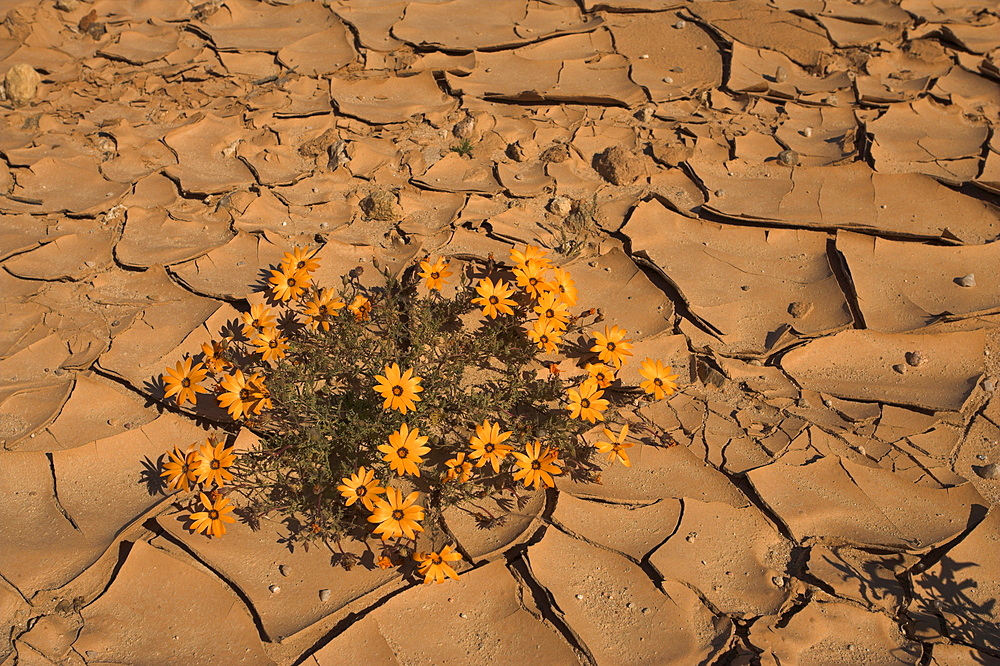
[2,0,1000,664]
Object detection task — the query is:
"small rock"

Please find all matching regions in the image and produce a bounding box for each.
[904,351,925,367]
[319,589,331,602]
[984,378,997,392]
[974,463,1000,480]
[327,141,349,170]
[777,149,799,167]
[539,143,570,163]
[55,0,80,9]
[788,301,813,319]
[775,66,788,83]
[575,594,584,600]
[453,112,486,142]
[4,64,41,107]
[892,364,907,375]
[802,127,813,138]
[673,20,686,29]
[458,612,468,618]
[548,196,572,217]
[635,107,653,123]
[593,145,641,186]
[360,189,402,221]
[956,273,976,288]
[279,564,290,576]
[269,585,281,594]
[506,138,537,162]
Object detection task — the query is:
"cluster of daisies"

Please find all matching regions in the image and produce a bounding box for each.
[156,244,681,585]
[160,436,239,538]
[160,247,374,421]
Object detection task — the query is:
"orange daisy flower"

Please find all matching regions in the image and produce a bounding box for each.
[280,246,320,275]
[471,277,516,319]
[193,437,237,487]
[566,378,609,423]
[418,257,453,291]
[160,446,198,491]
[187,492,237,538]
[639,358,680,400]
[585,362,616,389]
[348,294,372,321]
[512,441,562,489]
[162,357,210,407]
[551,267,578,306]
[373,363,423,414]
[302,288,345,332]
[512,261,551,300]
[268,266,309,302]
[368,487,424,540]
[590,325,633,368]
[379,423,431,476]
[240,303,277,337]
[595,424,635,467]
[527,318,562,353]
[414,545,462,584]
[467,419,514,473]
[251,327,290,362]
[533,291,570,330]
[337,466,385,511]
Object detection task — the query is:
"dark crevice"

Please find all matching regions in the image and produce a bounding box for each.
[46,453,81,532]
[506,552,597,666]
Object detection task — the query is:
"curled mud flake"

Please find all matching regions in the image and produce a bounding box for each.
[973,463,1000,480]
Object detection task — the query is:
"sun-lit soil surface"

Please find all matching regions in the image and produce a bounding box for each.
[3,0,1000,664]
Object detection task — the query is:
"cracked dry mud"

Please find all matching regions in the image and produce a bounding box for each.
[2,0,1000,664]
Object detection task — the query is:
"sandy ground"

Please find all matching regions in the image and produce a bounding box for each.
[2,0,1000,664]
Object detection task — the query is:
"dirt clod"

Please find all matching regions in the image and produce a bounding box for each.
[594,146,641,185]
[4,64,41,106]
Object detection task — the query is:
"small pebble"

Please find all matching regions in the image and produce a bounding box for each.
[662,76,673,84]
[319,589,331,602]
[984,378,997,392]
[673,20,686,29]
[279,564,290,576]
[802,127,813,138]
[777,149,799,167]
[976,454,988,461]
[957,273,976,288]
[459,612,467,619]
[774,66,788,83]
[548,196,572,217]
[892,364,907,375]
[905,351,925,367]
[575,594,584,600]
[714,189,725,197]
[269,585,281,594]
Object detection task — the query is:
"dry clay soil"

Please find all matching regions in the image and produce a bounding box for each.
[3,0,1000,664]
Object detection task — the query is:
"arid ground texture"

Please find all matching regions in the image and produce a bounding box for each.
[2,0,1000,664]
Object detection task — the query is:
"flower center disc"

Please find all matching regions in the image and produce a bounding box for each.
[211,460,220,470]
[431,272,439,279]
[654,378,663,386]
[484,443,495,453]
[397,447,409,459]
[208,510,219,519]
[181,378,191,387]
[356,486,367,496]
[392,385,403,396]
[489,296,499,305]
[606,342,616,351]
[580,398,590,408]
[391,509,404,520]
